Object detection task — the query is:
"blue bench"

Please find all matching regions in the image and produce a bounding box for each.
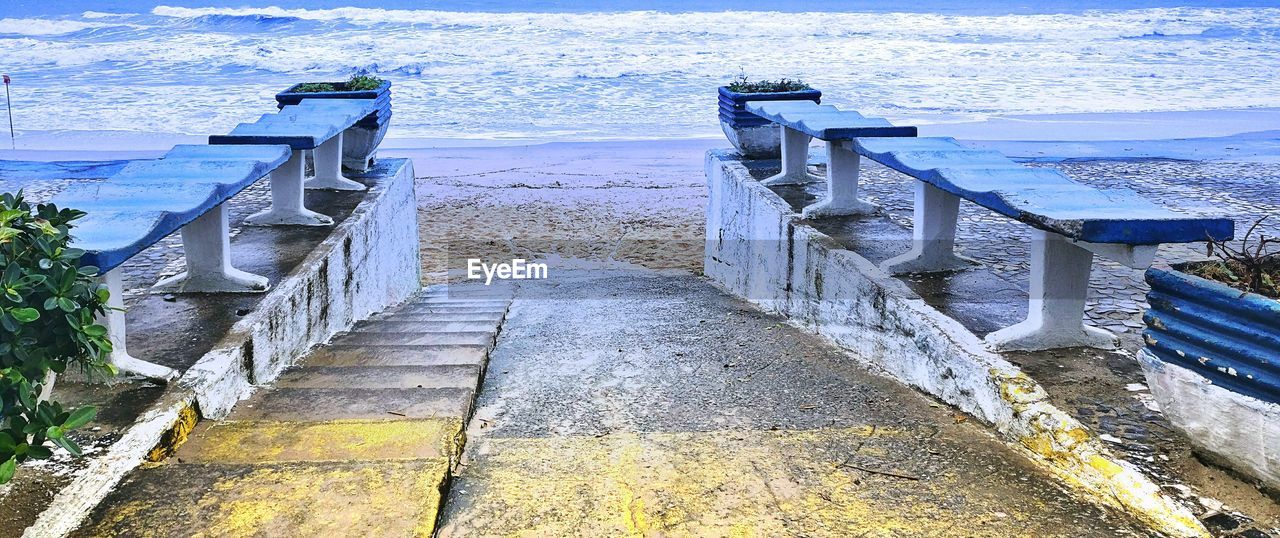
[211,99,379,227]
[48,143,292,380]
[850,136,1234,351]
[746,101,916,218]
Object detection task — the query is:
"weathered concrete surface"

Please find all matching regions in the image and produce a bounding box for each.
[72,289,510,537]
[16,159,421,538]
[439,270,1153,536]
[771,161,1280,534]
[702,152,1208,537]
[71,460,449,538]
[173,419,462,463]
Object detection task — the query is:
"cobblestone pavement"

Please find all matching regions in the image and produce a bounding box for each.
[852,159,1280,346]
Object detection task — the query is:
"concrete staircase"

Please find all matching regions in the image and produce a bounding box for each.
[72,286,512,537]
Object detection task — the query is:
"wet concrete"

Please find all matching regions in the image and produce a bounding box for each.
[440,270,1154,536]
[757,161,1280,535]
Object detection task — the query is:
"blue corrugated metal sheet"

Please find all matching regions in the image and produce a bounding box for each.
[1144,266,1280,404]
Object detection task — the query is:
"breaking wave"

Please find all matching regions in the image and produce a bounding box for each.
[0,4,1278,139]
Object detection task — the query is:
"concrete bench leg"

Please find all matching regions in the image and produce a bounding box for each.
[307,132,368,191]
[985,230,1118,351]
[802,141,877,218]
[154,204,270,294]
[880,182,975,274]
[245,151,333,227]
[99,269,179,382]
[762,127,822,186]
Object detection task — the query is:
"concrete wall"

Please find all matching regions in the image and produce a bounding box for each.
[24,158,420,538]
[703,151,1208,538]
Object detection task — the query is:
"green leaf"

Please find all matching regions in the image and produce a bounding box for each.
[10,307,39,323]
[0,456,15,484]
[82,324,107,338]
[62,407,96,430]
[50,435,81,457]
[26,445,52,459]
[57,297,76,313]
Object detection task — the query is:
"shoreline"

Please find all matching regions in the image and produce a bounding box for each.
[2,108,1279,163]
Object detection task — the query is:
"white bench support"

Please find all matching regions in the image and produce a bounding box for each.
[762,127,822,186]
[802,141,877,218]
[985,230,1119,351]
[244,151,334,227]
[98,268,179,381]
[154,204,270,294]
[307,132,367,191]
[880,182,975,274]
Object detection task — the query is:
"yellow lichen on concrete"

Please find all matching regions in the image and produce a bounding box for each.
[174,418,464,464]
[147,403,199,462]
[76,460,449,538]
[994,371,1210,538]
[437,426,1122,537]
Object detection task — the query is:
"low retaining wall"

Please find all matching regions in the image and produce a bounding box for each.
[23,158,421,538]
[703,151,1208,538]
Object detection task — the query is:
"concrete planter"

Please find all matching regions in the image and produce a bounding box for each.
[276,80,392,172]
[718,86,820,159]
[1140,265,1280,488]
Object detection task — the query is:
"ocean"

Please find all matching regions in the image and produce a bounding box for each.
[2,1,1278,141]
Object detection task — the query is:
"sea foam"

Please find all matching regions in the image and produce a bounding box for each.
[0,5,1277,140]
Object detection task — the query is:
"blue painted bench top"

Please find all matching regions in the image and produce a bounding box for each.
[210,99,381,150]
[52,144,291,273]
[745,101,917,140]
[852,137,1234,244]
[1,160,130,196]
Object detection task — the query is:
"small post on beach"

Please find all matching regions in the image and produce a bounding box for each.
[2,74,13,150]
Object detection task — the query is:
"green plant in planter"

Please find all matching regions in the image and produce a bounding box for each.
[293,74,386,93]
[0,191,113,484]
[726,74,811,93]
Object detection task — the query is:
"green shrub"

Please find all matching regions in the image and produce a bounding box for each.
[0,191,113,484]
[293,74,387,93]
[726,74,811,93]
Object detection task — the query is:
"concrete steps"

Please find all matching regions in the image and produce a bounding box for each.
[73,287,511,537]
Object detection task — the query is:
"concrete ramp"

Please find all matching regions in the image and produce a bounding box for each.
[437,271,1153,537]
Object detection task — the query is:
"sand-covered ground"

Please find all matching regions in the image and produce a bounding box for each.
[386,140,719,283]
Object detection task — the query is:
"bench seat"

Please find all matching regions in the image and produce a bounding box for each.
[210,98,377,194]
[842,135,1234,351]
[211,99,381,150]
[744,100,917,217]
[853,137,1234,245]
[57,145,290,273]
[746,101,917,140]
[45,143,293,381]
